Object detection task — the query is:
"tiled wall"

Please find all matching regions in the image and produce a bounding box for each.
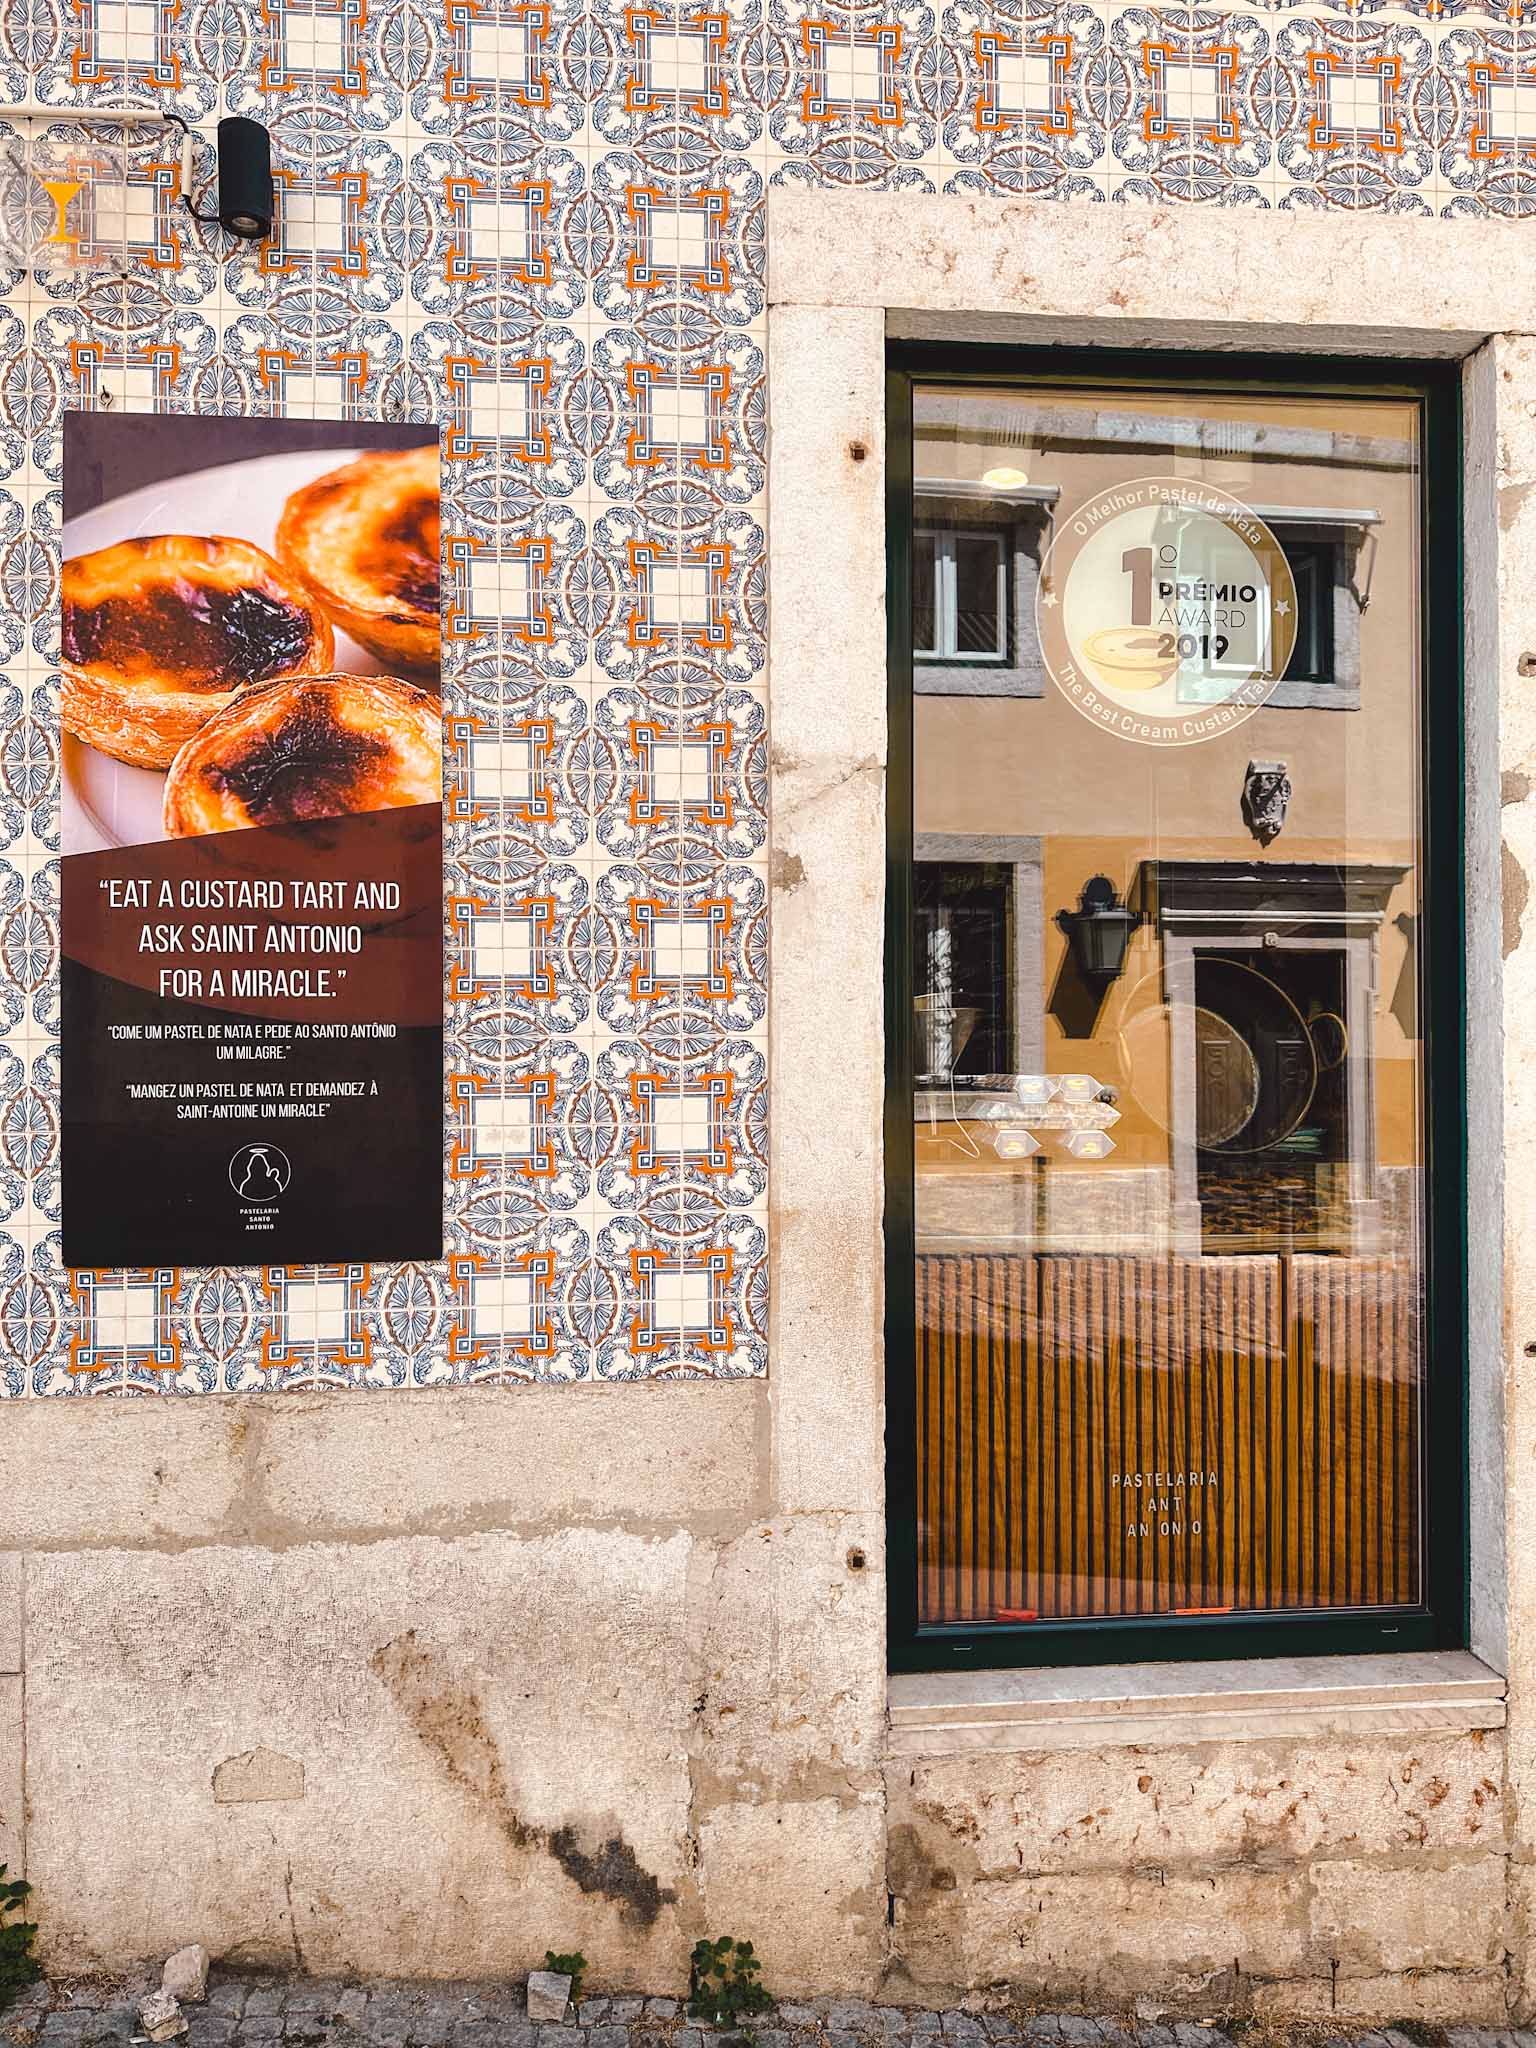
[0,0,1518,1396]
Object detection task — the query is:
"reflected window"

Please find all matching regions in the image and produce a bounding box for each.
[912,469,1058,699]
[914,527,1008,664]
[1279,539,1336,690]
[915,862,1013,1079]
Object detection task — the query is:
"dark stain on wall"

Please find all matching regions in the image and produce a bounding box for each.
[372,1631,676,1924]
[886,1821,955,1895]
[548,1826,678,1928]
[371,1631,541,1850]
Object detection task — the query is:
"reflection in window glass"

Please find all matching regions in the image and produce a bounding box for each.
[953,532,1006,658]
[1281,541,1336,687]
[915,862,1014,1080]
[909,382,1424,1629]
[916,528,1007,663]
[913,530,938,657]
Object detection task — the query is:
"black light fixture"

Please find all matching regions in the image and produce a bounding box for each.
[167,113,274,241]
[216,117,274,240]
[1056,875,1138,987]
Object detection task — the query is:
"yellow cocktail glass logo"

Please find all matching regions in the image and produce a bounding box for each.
[38,174,82,247]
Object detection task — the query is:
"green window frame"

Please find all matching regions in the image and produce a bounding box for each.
[884,343,1468,1674]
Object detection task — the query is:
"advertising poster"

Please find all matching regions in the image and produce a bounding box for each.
[60,414,443,1267]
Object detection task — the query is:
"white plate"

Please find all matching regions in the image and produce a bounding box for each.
[61,448,394,854]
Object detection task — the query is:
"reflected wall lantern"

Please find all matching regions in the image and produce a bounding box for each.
[1056,876,1138,986]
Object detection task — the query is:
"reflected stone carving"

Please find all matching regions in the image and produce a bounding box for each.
[1242,759,1292,845]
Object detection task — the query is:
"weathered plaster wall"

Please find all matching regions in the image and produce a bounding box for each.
[0,1548,21,1884]
[0,1387,887,1985]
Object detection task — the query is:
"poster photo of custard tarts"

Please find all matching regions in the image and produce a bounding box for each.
[60,415,441,853]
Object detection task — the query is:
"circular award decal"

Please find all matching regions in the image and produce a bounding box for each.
[1035,476,1298,747]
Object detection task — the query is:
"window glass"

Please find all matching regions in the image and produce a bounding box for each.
[909,381,1425,1628]
[953,532,1006,658]
[1281,541,1336,687]
[913,529,938,656]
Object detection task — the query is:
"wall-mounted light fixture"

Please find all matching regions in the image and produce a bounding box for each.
[0,106,275,243]
[1055,876,1138,987]
[212,117,273,240]
[172,113,274,240]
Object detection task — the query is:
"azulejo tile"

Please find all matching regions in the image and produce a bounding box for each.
[1272,11,1435,196]
[592,335,765,503]
[220,303,406,411]
[221,0,406,137]
[0,1240,68,1396]
[587,0,765,151]
[410,0,588,140]
[0,0,1525,1398]
[589,683,764,865]
[587,147,764,324]
[0,0,65,85]
[588,1030,766,1217]
[1439,20,1534,206]
[34,0,216,117]
[589,1205,765,1378]
[0,675,58,851]
[942,7,1109,186]
[581,500,763,683]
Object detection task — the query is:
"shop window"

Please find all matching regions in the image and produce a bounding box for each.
[887,353,1464,1670]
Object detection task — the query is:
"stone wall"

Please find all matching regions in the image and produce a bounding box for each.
[887,1737,1512,2018]
[0,1387,886,1987]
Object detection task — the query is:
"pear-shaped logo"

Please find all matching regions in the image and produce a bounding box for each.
[229,1143,292,1202]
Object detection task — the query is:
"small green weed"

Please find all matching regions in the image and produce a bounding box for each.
[0,1866,39,2015]
[542,1951,587,2004]
[688,1936,771,2031]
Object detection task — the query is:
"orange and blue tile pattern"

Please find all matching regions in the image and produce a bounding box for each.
[0,0,1516,1394]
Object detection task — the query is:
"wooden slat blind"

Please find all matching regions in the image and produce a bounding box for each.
[914,1251,1420,1625]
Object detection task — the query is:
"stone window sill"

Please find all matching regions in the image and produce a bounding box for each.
[887,1650,1506,1756]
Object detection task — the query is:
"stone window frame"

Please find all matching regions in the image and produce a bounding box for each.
[766,191,1525,1703]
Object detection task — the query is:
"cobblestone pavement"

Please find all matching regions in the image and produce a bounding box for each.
[5,1976,1536,2048]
